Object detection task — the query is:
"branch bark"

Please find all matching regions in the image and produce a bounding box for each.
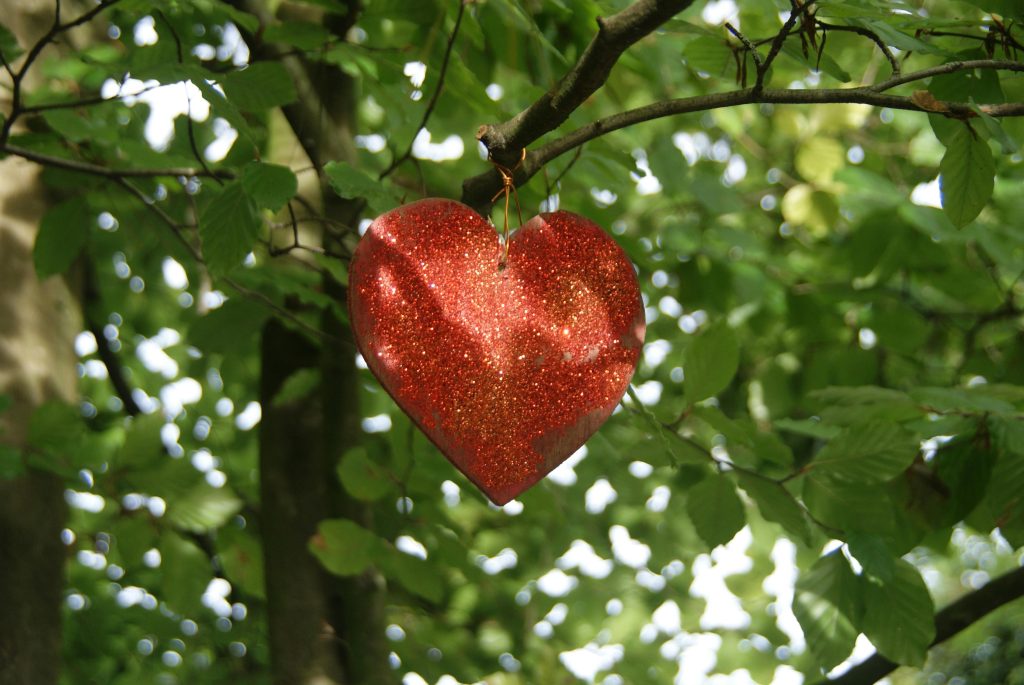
[816,564,1024,685]
[474,0,696,166]
[461,60,1024,214]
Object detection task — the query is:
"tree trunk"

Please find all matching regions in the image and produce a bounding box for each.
[0,2,81,682]
[248,0,390,681]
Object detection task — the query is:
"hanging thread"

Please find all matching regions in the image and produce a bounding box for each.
[489,148,526,269]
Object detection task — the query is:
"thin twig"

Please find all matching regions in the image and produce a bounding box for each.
[113,175,341,344]
[1,143,233,179]
[757,0,816,91]
[379,0,469,179]
[0,0,122,145]
[83,260,142,416]
[155,10,222,185]
[725,22,763,76]
[20,82,165,114]
[817,21,900,75]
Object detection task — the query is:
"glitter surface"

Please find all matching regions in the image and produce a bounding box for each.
[348,198,645,504]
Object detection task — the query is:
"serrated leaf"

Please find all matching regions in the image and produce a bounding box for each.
[161,531,212,616]
[34,197,89,279]
[793,552,864,670]
[165,484,242,533]
[221,61,297,111]
[311,518,381,576]
[324,161,400,215]
[940,124,995,228]
[811,421,918,483]
[240,162,298,212]
[337,446,393,502]
[199,181,261,273]
[686,475,745,548]
[736,473,813,545]
[684,323,739,403]
[861,559,935,666]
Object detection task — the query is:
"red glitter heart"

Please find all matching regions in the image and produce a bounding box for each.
[348,198,645,504]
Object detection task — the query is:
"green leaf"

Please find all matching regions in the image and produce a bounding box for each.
[736,473,813,546]
[218,526,266,599]
[311,518,381,576]
[379,549,444,603]
[796,137,846,183]
[0,23,23,63]
[861,559,936,667]
[774,418,840,441]
[240,162,298,212]
[111,516,157,567]
[684,323,740,403]
[686,475,746,548]
[934,434,997,527]
[199,181,261,274]
[221,62,298,111]
[272,368,320,407]
[117,413,165,468]
[263,21,332,50]
[189,298,270,354]
[165,484,243,533]
[939,124,995,228]
[160,531,212,616]
[682,35,733,77]
[793,552,864,670]
[324,161,400,215]
[0,445,24,480]
[28,400,83,456]
[34,197,89,279]
[970,99,1018,154]
[968,418,1024,543]
[856,18,948,55]
[810,421,918,483]
[337,446,394,502]
[846,532,896,583]
[626,385,688,467]
[803,473,897,536]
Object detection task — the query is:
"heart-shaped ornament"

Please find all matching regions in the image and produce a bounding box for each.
[349,198,645,504]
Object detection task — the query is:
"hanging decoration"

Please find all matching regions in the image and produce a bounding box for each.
[348,158,644,504]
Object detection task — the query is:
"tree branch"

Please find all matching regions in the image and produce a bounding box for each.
[816,565,1024,685]
[1,143,232,179]
[0,0,121,145]
[461,59,1024,213]
[474,0,696,167]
